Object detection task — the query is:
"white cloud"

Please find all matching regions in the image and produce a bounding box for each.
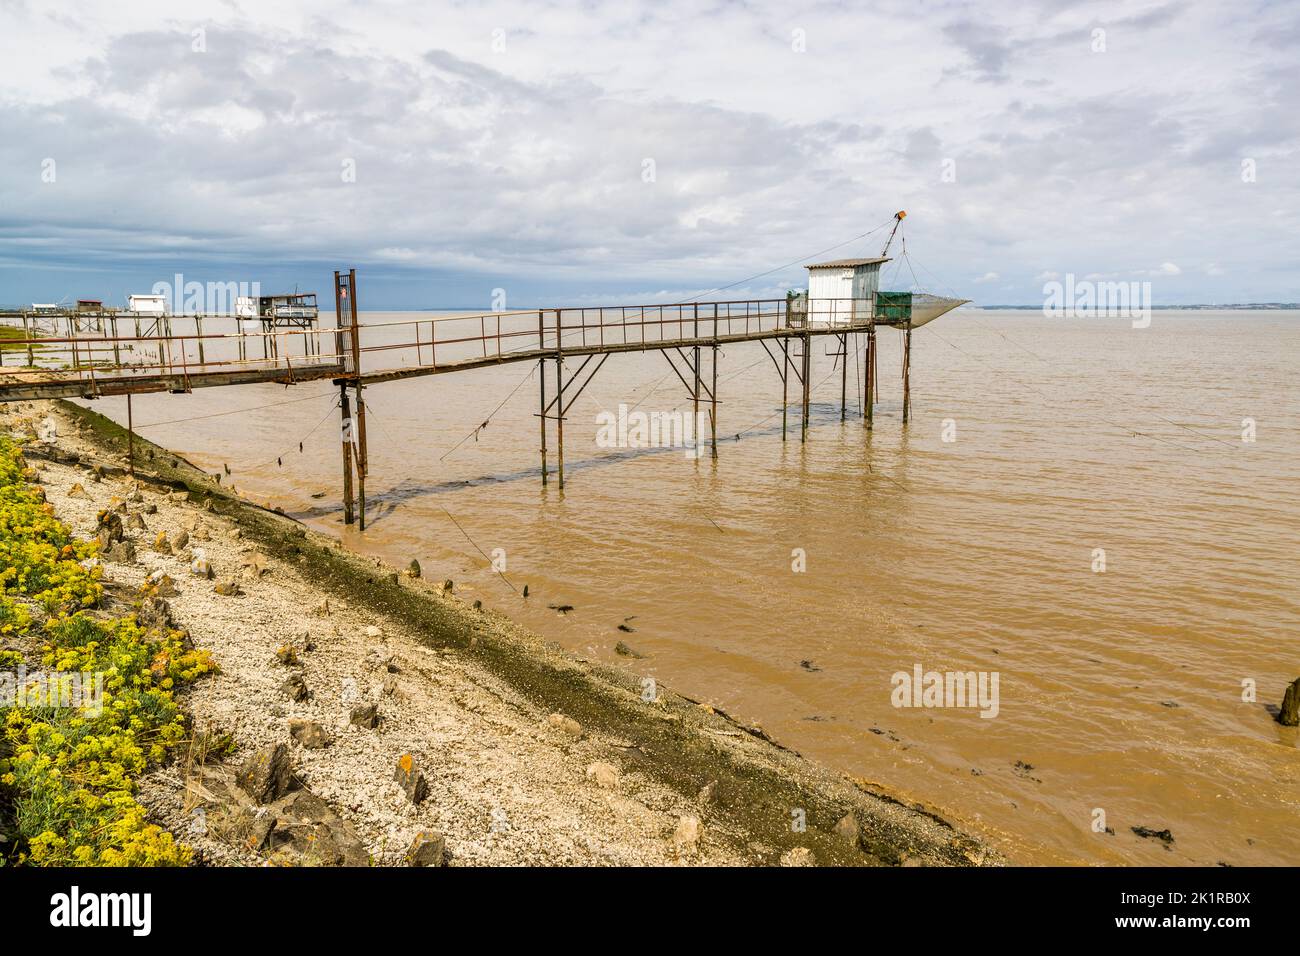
[0,0,1296,306]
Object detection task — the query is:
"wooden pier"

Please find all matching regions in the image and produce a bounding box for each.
[0,269,917,528]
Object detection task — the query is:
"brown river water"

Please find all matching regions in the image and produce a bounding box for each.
[77,308,1300,865]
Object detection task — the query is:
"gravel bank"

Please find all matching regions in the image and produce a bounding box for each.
[7,398,1001,867]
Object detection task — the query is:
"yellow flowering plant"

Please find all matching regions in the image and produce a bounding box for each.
[0,436,216,867]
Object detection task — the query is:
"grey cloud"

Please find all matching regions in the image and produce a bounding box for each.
[941,20,1013,83]
[0,0,1297,307]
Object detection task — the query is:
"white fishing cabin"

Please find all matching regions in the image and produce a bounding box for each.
[804,257,889,326]
[235,293,319,328]
[127,294,168,315]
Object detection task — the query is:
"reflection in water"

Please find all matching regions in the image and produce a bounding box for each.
[83,310,1300,865]
[301,404,850,526]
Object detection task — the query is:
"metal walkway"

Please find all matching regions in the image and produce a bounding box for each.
[1,269,918,527]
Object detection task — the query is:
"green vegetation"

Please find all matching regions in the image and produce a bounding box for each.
[0,434,216,865]
[0,326,37,353]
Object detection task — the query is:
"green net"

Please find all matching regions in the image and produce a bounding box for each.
[876,291,912,322]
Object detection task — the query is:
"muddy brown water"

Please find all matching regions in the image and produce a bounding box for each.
[75,309,1300,865]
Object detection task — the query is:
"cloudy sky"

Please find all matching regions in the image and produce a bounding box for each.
[1,0,1296,309]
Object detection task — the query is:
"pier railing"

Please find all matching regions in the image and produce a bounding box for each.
[0,280,910,521]
[350,295,882,379]
[0,314,342,398]
[0,297,880,400]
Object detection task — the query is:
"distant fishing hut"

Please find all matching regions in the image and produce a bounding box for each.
[127,294,168,315]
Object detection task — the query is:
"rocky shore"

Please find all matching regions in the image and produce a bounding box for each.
[7,398,1000,867]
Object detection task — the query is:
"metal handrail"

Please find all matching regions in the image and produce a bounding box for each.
[0,297,879,391]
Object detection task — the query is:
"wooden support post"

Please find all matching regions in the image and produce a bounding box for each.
[340,383,355,525]
[162,317,176,383]
[332,269,343,368]
[539,360,549,486]
[780,297,789,441]
[555,353,564,489]
[781,338,789,441]
[126,394,135,479]
[538,313,548,486]
[840,332,848,421]
[710,343,718,459]
[355,383,368,530]
[555,310,564,490]
[23,312,33,367]
[711,306,719,459]
[692,304,700,445]
[347,268,361,373]
[800,333,811,443]
[339,268,367,527]
[902,322,912,425]
[872,325,879,402]
[865,327,875,428]
[853,332,861,419]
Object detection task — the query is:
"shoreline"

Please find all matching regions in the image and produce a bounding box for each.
[11,397,1000,866]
